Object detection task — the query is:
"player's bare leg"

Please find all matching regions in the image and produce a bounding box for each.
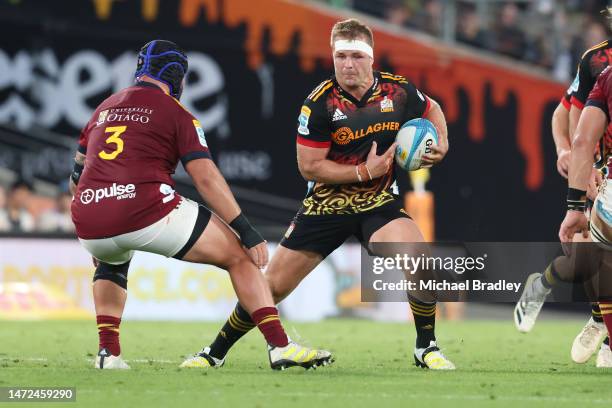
[368,217,455,370]
[92,261,131,369]
[182,214,275,312]
[265,246,323,303]
[94,280,126,317]
[180,217,332,369]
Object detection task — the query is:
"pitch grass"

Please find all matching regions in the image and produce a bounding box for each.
[0,319,610,408]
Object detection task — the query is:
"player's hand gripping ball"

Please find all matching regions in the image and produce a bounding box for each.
[395,118,439,171]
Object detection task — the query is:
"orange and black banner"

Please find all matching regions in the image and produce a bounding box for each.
[0,0,565,241]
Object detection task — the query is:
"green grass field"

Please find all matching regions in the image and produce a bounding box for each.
[0,319,610,407]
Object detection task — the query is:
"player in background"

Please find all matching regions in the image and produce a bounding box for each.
[559,63,612,367]
[181,19,455,370]
[70,40,331,370]
[514,30,612,366]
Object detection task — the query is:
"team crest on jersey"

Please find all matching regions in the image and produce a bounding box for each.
[96,110,109,126]
[380,96,394,113]
[193,120,208,147]
[298,106,311,135]
[332,108,347,122]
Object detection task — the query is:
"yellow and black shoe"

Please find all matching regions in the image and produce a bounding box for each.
[268,341,333,370]
[414,341,455,370]
[180,347,224,368]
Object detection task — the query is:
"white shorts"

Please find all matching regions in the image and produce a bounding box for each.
[590,179,612,247]
[79,198,211,265]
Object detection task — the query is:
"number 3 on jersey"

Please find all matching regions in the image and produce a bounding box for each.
[99,126,127,160]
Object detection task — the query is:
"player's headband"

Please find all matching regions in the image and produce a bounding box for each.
[333,39,373,58]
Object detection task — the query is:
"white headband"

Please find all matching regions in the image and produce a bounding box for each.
[334,39,373,58]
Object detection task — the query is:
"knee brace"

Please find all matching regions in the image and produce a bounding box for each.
[93,261,130,289]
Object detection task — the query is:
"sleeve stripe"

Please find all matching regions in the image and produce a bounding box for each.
[561,96,571,111]
[570,96,585,109]
[297,136,331,148]
[180,150,212,166]
[307,80,332,100]
[421,96,432,118]
[312,83,334,102]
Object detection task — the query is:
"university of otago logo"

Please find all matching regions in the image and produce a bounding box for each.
[332,127,354,145]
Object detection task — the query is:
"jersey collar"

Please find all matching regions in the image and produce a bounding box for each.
[134,81,164,92]
[333,71,379,107]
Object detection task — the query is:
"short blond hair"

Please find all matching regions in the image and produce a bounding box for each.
[330,18,374,48]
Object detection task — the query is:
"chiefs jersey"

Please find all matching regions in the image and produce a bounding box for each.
[71,82,211,239]
[571,39,612,109]
[296,71,430,215]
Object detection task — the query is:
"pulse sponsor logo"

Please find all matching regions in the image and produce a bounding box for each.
[80,183,136,204]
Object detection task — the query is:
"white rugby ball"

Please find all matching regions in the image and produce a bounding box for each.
[395,118,439,171]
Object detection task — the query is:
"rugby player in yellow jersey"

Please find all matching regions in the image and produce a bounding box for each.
[181,19,454,370]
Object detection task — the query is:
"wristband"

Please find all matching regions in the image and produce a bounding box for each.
[70,161,84,185]
[364,163,373,180]
[357,163,370,182]
[567,188,587,212]
[229,213,265,249]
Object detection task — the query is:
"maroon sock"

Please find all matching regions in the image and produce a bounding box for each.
[600,302,612,340]
[251,307,289,347]
[96,315,121,356]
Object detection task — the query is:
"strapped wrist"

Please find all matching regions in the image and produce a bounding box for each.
[229,213,264,249]
[71,161,84,185]
[567,188,586,212]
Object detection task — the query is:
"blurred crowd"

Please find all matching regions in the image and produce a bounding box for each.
[0,180,74,234]
[325,0,611,82]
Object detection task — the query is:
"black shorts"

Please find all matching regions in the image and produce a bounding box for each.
[280,198,411,258]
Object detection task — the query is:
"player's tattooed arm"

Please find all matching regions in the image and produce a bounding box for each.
[69,151,86,195]
[421,98,448,166]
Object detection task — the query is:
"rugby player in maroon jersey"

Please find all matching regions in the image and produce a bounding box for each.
[186,19,455,370]
[560,63,612,367]
[69,40,332,370]
[515,22,612,365]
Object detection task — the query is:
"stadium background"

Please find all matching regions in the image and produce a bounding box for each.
[0,0,605,321]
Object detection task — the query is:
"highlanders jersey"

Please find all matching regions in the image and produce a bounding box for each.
[71,82,211,239]
[296,71,430,215]
[586,66,612,178]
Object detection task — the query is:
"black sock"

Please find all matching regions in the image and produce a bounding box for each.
[540,263,558,289]
[409,299,436,348]
[208,303,255,360]
[593,303,604,323]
